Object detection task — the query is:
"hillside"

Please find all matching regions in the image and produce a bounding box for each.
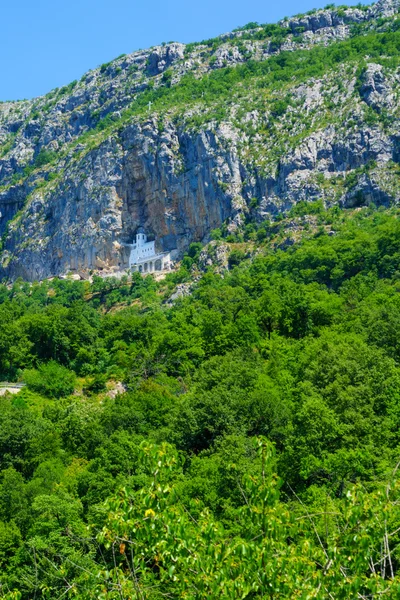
[1,203,400,597]
[3,2,400,598]
[1,0,400,279]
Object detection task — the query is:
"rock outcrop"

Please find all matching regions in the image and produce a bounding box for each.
[1,0,400,280]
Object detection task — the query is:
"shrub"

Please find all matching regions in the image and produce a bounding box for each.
[34,149,56,168]
[23,361,76,399]
[228,249,247,268]
[233,21,259,32]
[162,69,173,87]
[187,242,203,261]
[83,373,107,395]
[210,228,222,241]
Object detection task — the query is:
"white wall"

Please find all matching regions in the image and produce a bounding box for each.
[128,232,171,271]
[129,241,157,266]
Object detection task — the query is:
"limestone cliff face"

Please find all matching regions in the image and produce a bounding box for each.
[117,122,237,253]
[2,121,239,280]
[1,0,400,280]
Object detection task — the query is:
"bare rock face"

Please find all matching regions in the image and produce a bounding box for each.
[280,0,400,34]
[167,282,193,304]
[280,7,364,34]
[146,43,185,76]
[359,64,394,111]
[198,241,229,272]
[117,121,237,255]
[1,120,240,280]
[369,0,400,17]
[343,172,393,208]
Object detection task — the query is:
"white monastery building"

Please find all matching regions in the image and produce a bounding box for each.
[126,227,171,273]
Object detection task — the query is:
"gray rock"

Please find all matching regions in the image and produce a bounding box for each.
[146,43,185,76]
[167,282,193,303]
[359,63,394,110]
[1,0,400,281]
[198,241,229,272]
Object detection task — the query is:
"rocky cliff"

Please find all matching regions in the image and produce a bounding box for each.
[1,0,400,280]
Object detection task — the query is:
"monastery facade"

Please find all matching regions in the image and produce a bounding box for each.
[126,227,171,273]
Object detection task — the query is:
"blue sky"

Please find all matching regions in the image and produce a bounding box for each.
[3,0,364,101]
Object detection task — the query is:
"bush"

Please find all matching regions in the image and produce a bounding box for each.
[83,373,107,395]
[162,69,173,87]
[23,361,76,399]
[228,248,246,268]
[34,149,56,168]
[270,97,291,118]
[187,242,203,260]
[210,228,222,241]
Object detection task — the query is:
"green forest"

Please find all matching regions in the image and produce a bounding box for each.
[1,205,400,597]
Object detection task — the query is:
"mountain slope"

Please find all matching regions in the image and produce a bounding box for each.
[1,0,400,280]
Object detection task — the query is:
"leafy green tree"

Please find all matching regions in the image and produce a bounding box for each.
[23,361,76,398]
[87,440,400,599]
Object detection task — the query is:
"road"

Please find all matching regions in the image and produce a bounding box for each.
[0,383,25,396]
